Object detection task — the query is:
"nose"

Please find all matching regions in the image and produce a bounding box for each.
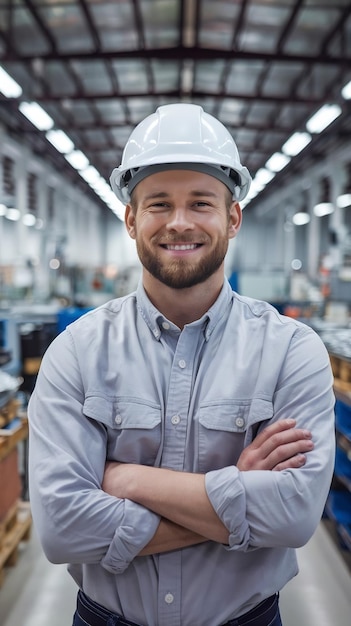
[165,206,195,232]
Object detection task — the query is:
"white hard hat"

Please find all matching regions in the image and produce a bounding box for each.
[110,103,251,204]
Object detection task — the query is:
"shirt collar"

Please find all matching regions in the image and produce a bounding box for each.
[136,279,234,341]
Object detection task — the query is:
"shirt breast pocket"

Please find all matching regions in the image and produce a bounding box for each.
[197,398,274,473]
[83,395,162,466]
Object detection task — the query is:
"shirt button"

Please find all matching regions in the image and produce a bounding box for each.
[114,415,122,425]
[171,415,181,425]
[178,359,186,368]
[235,417,245,428]
[162,321,170,330]
[164,593,174,604]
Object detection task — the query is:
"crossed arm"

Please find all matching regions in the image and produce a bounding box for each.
[102,419,314,555]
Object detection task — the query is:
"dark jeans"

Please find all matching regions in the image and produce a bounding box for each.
[72,590,283,626]
[224,604,282,626]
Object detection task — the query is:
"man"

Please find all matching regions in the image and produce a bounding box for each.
[28,103,335,626]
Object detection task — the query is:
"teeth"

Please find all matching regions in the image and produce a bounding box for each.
[166,244,198,250]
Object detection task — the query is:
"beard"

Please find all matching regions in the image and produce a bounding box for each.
[135,234,229,289]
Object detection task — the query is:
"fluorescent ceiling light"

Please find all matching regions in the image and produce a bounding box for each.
[313,202,334,217]
[245,188,259,201]
[292,212,310,226]
[46,129,75,154]
[105,190,118,203]
[306,104,342,134]
[336,193,351,208]
[90,178,110,194]
[95,187,114,201]
[249,179,264,194]
[282,132,312,157]
[5,208,20,221]
[19,101,54,131]
[65,150,89,170]
[341,80,351,100]
[254,168,275,185]
[79,166,101,184]
[0,66,22,98]
[0,204,7,216]
[22,213,36,226]
[265,152,291,172]
[106,196,126,221]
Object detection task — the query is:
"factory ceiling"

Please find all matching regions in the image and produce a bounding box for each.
[0,0,350,213]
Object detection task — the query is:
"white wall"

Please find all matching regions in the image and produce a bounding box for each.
[0,123,130,302]
[248,141,351,281]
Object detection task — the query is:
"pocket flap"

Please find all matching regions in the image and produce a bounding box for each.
[83,395,161,430]
[83,395,114,426]
[113,400,161,430]
[199,401,250,432]
[248,398,274,423]
[199,398,274,433]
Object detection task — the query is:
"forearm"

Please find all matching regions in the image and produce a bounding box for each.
[103,464,229,544]
[139,518,208,555]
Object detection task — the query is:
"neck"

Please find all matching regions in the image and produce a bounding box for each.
[142,270,224,328]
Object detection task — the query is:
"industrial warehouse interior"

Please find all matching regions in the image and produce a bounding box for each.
[0,1,351,625]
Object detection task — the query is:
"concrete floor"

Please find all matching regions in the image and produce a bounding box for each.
[0,522,350,626]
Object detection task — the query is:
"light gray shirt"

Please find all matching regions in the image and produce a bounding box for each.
[28,280,335,626]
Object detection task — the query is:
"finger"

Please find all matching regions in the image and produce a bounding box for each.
[237,421,313,471]
[250,419,309,453]
[260,428,313,460]
[273,453,307,472]
[251,419,298,449]
[237,429,314,471]
[266,438,314,469]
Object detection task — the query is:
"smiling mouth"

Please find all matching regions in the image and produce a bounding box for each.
[161,243,202,251]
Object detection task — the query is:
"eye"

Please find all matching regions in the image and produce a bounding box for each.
[147,202,170,211]
[192,201,212,210]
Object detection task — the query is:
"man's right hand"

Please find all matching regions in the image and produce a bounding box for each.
[237,419,314,472]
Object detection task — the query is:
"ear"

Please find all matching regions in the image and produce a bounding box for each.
[228,202,242,239]
[125,204,136,239]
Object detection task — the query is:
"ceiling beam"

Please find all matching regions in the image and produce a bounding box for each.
[22,0,57,52]
[0,89,336,106]
[38,120,294,135]
[1,46,348,66]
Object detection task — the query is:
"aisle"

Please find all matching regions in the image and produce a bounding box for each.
[0,528,76,626]
[280,522,351,626]
[0,522,350,626]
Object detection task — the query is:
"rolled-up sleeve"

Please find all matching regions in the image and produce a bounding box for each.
[205,465,250,548]
[28,329,160,573]
[205,325,335,551]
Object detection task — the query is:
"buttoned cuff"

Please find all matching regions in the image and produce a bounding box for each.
[101,500,160,573]
[205,466,250,550]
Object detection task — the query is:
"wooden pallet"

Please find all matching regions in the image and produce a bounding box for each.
[0,416,28,463]
[0,501,32,587]
[330,355,351,397]
[330,355,351,382]
[0,398,21,428]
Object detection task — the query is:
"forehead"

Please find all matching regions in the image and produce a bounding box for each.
[133,169,228,199]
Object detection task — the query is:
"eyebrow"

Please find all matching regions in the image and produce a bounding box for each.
[143,189,220,201]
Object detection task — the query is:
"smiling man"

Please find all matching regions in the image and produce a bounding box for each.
[28,104,335,626]
[125,169,242,325]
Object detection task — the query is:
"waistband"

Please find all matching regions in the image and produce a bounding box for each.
[76,590,279,626]
[222,594,279,625]
[77,591,141,626]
